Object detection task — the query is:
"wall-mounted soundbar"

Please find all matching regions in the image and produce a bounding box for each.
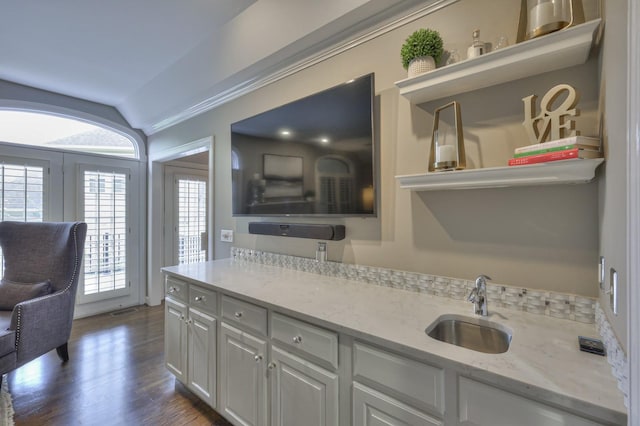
[248,222,345,241]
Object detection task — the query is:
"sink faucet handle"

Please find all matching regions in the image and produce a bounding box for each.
[467,287,479,302]
[472,275,491,316]
[475,274,492,287]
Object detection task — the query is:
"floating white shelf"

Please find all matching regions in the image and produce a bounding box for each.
[395,19,601,104]
[395,159,604,191]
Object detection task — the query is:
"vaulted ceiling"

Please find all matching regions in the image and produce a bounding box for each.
[0,0,430,135]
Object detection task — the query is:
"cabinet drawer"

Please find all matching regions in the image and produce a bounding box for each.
[353,382,442,426]
[458,376,602,426]
[221,295,267,335]
[165,276,188,302]
[353,342,444,416]
[189,284,217,315]
[271,312,338,369]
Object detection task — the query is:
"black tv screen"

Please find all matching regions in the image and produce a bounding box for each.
[231,73,376,217]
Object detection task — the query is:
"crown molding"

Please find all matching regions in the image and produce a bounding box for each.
[146,0,460,135]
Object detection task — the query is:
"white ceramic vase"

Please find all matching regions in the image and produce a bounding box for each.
[407,56,436,77]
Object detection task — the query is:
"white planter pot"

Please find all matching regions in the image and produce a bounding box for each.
[408,56,436,78]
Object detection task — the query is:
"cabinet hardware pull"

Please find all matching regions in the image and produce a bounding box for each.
[293,335,303,344]
[268,362,276,370]
[194,296,205,302]
[168,286,178,293]
[254,354,263,362]
[234,311,243,318]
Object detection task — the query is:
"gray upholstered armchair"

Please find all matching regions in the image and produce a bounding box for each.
[0,221,87,381]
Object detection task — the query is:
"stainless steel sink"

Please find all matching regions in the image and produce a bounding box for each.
[425,314,512,354]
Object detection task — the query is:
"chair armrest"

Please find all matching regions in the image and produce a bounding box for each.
[10,289,74,365]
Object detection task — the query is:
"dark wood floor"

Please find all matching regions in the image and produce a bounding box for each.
[8,304,233,426]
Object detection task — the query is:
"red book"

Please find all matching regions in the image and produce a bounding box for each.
[508,148,583,166]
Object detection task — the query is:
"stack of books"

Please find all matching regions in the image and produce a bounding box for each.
[509,136,602,166]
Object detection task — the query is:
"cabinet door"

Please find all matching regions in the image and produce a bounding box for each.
[458,377,603,426]
[220,322,268,426]
[270,345,339,426]
[165,297,188,382]
[188,308,216,408]
[353,383,442,426]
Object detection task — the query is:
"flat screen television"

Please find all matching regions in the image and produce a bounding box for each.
[231,73,376,217]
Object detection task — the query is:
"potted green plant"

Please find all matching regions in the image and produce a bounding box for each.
[401,28,444,78]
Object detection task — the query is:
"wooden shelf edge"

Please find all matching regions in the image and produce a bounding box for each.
[395,158,604,191]
[395,19,601,104]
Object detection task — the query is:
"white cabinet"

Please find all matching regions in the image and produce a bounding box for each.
[457,377,604,426]
[164,278,217,408]
[218,303,340,426]
[353,383,442,426]
[187,307,216,407]
[163,269,623,426]
[270,345,338,426]
[352,342,444,425]
[220,321,268,426]
[165,297,188,382]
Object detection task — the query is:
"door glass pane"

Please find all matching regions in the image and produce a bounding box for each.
[83,171,127,295]
[0,164,44,222]
[0,163,45,275]
[177,177,207,264]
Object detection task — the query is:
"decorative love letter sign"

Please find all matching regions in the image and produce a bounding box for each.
[522,84,580,145]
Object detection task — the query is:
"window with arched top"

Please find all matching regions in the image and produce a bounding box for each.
[0,108,143,315]
[0,110,138,158]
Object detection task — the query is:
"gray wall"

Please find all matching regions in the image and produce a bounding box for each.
[598,0,628,350]
[149,1,607,299]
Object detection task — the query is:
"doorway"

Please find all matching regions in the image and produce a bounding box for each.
[163,153,209,266]
[147,137,214,306]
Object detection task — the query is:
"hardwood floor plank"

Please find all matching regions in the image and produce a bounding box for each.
[8,304,232,426]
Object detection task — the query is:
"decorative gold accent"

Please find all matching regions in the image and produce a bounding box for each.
[517,0,586,43]
[522,84,580,145]
[428,101,466,172]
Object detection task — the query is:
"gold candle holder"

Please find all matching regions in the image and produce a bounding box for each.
[428,101,466,172]
[516,0,585,42]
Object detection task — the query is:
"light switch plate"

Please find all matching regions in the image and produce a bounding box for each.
[220,229,233,243]
[599,256,605,290]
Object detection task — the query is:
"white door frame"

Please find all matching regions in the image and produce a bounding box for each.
[147,136,214,306]
[626,0,639,422]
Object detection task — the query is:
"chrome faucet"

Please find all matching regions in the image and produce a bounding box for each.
[468,275,492,316]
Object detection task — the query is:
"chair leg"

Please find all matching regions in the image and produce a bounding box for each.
[56,343,69,362]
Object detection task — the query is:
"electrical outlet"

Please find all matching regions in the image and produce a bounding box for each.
[220,229,233,243]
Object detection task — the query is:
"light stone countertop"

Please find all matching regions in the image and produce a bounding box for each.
[163,258,627,424]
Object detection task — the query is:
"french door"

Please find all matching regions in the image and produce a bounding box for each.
[67,155,142,312]
[0,146,143,315]
[76,165,131,303]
